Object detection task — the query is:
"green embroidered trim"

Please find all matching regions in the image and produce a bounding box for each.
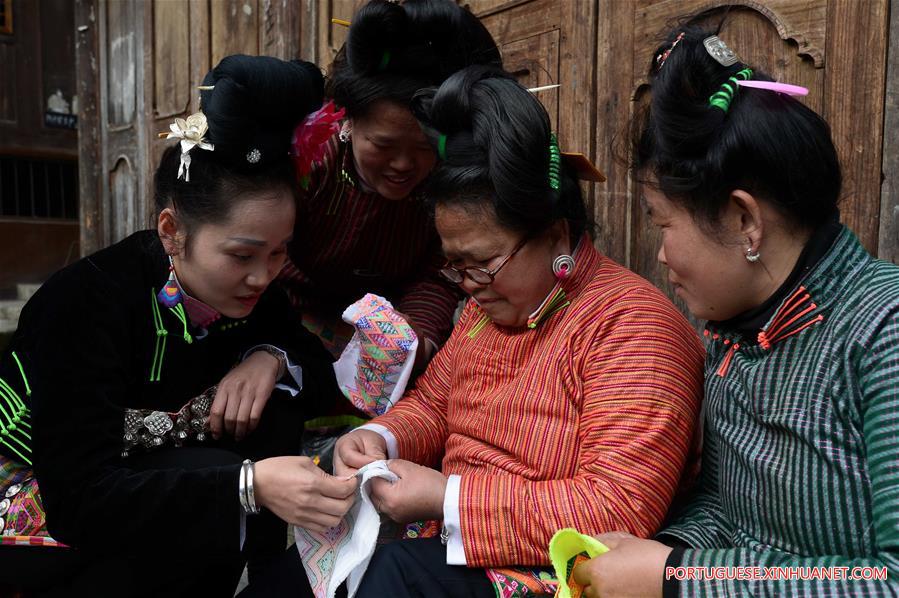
[466,313,491,340]
[171,303,193,345]
[11,351,31,396]
[150,289,168,382]
[149,288,197,382]
[528,288,570,329]
[0,371,31,465]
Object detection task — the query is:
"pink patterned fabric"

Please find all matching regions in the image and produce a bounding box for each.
[0,454,66,548]
[333,294,418,417]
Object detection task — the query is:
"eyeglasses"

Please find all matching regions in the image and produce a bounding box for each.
[439,238,528,285]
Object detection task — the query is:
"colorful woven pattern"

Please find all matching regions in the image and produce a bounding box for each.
[334,294,418,417]
[485,567,558,597]
[0,454,66,548]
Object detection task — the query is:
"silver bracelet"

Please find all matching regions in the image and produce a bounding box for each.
[239,459,261,515]
[238,460,250,513]
[245,460,260,514]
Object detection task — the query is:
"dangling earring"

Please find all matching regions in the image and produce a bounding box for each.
[745,246,760,263]
[157,255,183,307]
[552,254,575,280]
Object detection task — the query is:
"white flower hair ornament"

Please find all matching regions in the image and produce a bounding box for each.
[158,111,214,182]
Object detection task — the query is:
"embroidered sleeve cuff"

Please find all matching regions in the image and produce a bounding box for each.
[244,344,303,397]
[357,423,398,459]
[443,474,466,565]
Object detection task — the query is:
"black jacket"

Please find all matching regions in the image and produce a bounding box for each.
[0,230,339,553]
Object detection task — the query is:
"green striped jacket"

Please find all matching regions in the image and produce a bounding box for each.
[662,227,899,596]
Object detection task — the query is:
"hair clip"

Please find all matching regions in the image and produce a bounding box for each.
[548,133,561,191]
[331,18,351,27]
[197,85,214,91]
[703,35,739,67]
[437,134,447,160]
[528,84,561,93]
[656,32,685,69]
[378,51,391,71]
[158,111,214,181]
[709,68,753,112]
[735,80,808,96]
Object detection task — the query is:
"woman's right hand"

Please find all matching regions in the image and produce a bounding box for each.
[253,456,358,532]
[333,429,388,477]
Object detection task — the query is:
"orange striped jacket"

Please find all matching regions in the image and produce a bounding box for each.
[373,240,705,567]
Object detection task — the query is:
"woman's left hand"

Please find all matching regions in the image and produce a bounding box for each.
[571,532,672,598]
[209,350,281,441]
[368,459,447,523]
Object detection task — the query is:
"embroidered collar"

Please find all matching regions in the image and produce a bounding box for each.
[165,268,222,329]
[704,217,844,377]
[525,234,599,329]
[711,214,841,341]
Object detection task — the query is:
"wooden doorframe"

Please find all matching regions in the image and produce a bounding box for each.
[879,0,899,264]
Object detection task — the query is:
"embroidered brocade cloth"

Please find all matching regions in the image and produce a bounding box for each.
[0,455,64,548]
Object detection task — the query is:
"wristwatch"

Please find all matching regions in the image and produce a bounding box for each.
[252,345,287,379]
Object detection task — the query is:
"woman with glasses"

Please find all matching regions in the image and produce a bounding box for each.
[321,66,708,596]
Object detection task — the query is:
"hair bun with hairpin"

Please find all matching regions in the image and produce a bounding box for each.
[199,55,324,171]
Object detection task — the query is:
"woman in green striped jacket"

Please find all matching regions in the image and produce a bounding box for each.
[571,25,899,597]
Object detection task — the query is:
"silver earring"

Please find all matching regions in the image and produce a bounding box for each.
[745,246,760,263]
[338,126,351,143]
[552,254,575,280]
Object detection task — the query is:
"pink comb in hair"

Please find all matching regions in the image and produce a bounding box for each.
[736,80,808,96]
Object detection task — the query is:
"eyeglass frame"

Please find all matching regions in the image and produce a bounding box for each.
[439,237,528,285]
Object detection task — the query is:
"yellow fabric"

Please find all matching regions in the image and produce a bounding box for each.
[549,528,609,598]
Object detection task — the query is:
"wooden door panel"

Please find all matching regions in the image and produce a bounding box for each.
[501,29,561,129]
[153,0,191,119]
[211,0,260,65]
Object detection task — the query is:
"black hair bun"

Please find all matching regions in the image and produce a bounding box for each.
[199,55,324,170]
[346,0,501,81]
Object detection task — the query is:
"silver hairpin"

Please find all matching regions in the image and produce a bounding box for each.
[527,84,561,94]
[703,36,739,67]
[246,148,262,164]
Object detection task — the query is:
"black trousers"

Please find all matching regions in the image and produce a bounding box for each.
[0,393,305,598]
[241,537,493,598]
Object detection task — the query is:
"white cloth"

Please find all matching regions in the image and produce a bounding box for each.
[294,460,398,598]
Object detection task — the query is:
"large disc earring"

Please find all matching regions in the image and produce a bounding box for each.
[552,254,575,280]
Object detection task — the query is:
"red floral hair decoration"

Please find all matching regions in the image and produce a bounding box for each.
[291,100,346,189]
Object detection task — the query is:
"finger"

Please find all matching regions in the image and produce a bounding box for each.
[333,454,357,478]
[594,532,625,550]
[247,387,270,435]
[234,391,255,441]
[572,560,595,586]
[368,477,396,499]
[308,493,356,518]
[342,446,380,469]
[384,459,413,476]
[209,386,229,439]
[317,472,359,499]
[223,389,241,436]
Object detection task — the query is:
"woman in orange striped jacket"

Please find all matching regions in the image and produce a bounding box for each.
[332,66,706,597]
